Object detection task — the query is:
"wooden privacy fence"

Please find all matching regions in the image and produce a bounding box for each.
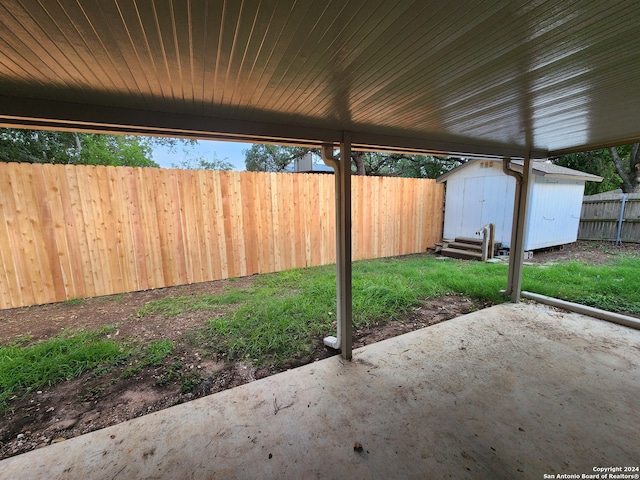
[578,192,640,243]
[0,163,443,309]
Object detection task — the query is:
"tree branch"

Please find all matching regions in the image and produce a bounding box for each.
[609,146,634,192]
[631,143,640,169]
[632,143,640,193]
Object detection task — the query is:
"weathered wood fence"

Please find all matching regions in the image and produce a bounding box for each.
[0,163,443,309]
[578,192,640,243]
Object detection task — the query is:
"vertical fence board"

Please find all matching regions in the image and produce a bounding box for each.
[230,172,247,277]
[177,170,195,283]
[0,166,24,308]
[371,177,380,258]
[138,167,163,288]
[291,175,304,268]
[12,164,51,305]
[43,165,71,300]
[32,165,65,302]
[111,167,135,293]
[0,165,444,309]
[170,169,188,285]
[195,171,215,280]
[104,167,126,293]
[312,174,320,265]
[240,172,258,276]
[218,171,237,277]
[76,166,104,295]
[284,174,294,270]
[153,168,174,285]
[124,167,148,290]
[210,171,228,279]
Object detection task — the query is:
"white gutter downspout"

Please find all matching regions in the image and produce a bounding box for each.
[501,156,532,302]
[321,135,353,360]
[321,144,341,350]
[501,158,521,297]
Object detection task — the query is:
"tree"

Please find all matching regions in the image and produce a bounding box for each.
[244,144,313,172]
[0,128,205,168]
[244,143,460,178]
[0,128,162,167]
[361,152,462,178]
[609,144,640,193]
[172,155,233,171]
[167,139,233,170]
[72,133,158,167]
[551,145,640,195]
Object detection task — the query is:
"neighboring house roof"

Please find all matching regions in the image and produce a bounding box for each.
[436,159,603,183]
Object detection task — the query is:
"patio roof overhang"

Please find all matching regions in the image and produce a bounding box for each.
[2,1,640,358]
[2,1,640,158]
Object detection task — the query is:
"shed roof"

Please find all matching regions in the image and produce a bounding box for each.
[1,1,640,159]
[436,159,604,183]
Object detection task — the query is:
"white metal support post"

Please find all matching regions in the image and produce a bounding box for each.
[321,133,353,360]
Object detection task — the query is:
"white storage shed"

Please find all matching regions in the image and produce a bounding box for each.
[437,160,602,251]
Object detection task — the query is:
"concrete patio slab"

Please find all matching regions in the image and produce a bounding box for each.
[1,302,638,479]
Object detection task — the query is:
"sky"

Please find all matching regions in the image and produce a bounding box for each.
[151,139,253,170]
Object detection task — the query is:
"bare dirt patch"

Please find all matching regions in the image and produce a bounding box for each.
[0,241,634,461]
[527,240,640,264]
[0,291,483,460]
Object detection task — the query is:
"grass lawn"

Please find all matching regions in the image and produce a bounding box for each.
[2,252,639,411]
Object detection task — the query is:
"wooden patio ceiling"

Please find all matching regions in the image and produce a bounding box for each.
[1,1,640,158]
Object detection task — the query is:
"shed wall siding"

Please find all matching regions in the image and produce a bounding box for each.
[525,177,585,250]
[443,161,515,246]
[443,162,586,251]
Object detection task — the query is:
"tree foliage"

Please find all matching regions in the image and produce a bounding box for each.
[608,144,640,193]
[0,128,179,168]
[244,144,313,172]
[244,143,460,178]
[172,155,233,170]
[551,144,640,194]
[359,152,461,178]
[168,140,233,170]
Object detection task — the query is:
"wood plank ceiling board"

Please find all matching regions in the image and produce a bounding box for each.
[1,0,640,158]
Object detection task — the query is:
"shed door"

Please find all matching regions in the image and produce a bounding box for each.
[481,176,511,244]
[461,177,485,234]
[460,175,511,241]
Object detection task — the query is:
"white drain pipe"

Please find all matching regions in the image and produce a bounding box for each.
[320,137,353,359]
[321,144,341,350]
[521,291,640,330]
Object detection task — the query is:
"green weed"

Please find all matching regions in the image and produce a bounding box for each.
[156,361,183,386]
[7,251,637,409]
[197,253,640,369]
[120,340,175,378]
[136,290,251,317]
[522,257,640,313]
[144,340,174,366]
[62,298,84,306]
[0,330,127,412]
